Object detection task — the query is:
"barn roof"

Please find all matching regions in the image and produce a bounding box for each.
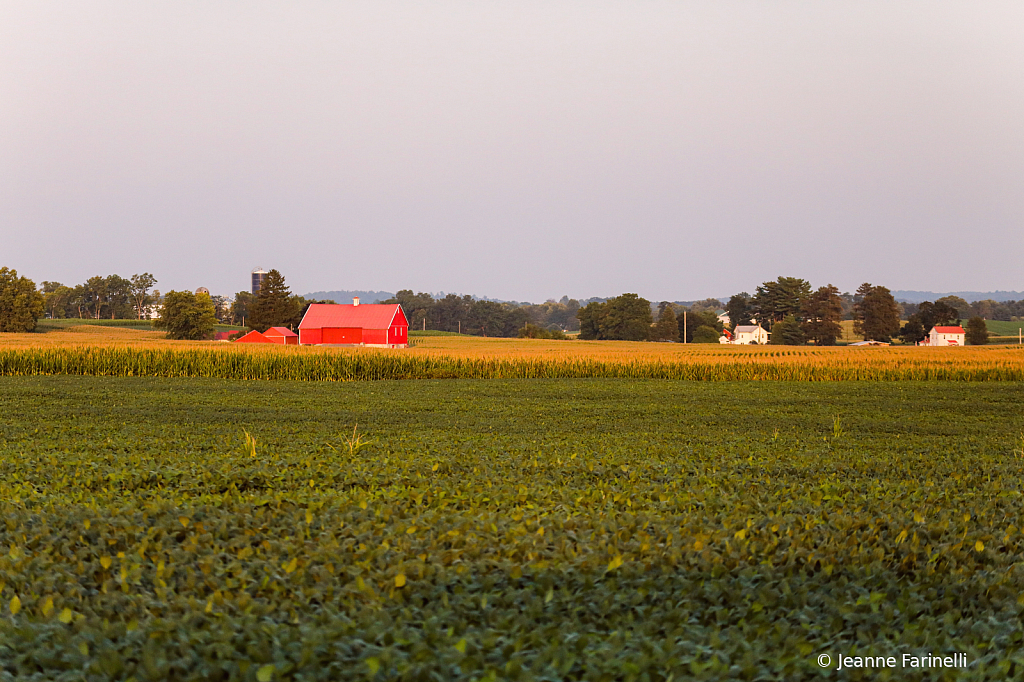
[933,326,965,334]
[299,303,406,330]
[264,326,298,337]
[235,330,272,343]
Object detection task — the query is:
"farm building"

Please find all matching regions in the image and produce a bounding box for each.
[731,324,770,345]
[299,299,409,347]
[234,330,274,344]
[263,327,299,345]
[920,325,965,346]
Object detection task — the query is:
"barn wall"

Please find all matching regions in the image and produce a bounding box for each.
[388,325,408,344]
[363,329,387,345]
[323,327,363,344]
[300,329,322,345]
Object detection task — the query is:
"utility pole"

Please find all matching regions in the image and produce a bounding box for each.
[683,311,687,344]
[458,321,461,334]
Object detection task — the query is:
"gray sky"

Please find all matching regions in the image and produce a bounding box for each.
[2,2,1022,303]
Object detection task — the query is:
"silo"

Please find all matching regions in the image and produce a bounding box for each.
[251,268,268,295]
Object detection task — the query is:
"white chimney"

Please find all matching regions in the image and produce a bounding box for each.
[353,297,360,306]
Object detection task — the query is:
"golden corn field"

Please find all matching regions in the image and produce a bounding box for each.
[0,329,1023,380]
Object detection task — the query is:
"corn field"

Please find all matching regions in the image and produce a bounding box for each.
[1,344,1023,381]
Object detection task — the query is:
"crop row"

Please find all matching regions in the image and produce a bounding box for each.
[2,345,1024,381]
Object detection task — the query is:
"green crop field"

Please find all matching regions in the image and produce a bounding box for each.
[2,376,1024,680]
[986,320,1024,338]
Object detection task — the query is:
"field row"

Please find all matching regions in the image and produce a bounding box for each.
[1,378,1023,680]
[1,343,1024,381]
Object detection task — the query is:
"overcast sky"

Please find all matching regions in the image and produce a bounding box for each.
[2,2,1022,302]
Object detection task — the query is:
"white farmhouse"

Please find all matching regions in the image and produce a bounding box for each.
[732,324,770,345]
[921,325,965,346]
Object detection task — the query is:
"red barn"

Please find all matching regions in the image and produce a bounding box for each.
[234,330,274,344]
[299,300,409,347]
[263,326,299,345]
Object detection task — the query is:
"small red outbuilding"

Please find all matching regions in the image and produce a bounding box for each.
[234,330,274,344]
[298,300,408,347]
[264,326,299,345]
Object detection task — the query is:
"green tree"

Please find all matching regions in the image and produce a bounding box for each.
[41,281,72,319]
[724,293,751,329]
[384,290,436,330]
[935,296,969,319]
[599,293,652,341]
[576,302,603,340]
[769,315,806,345]
[154,290,217,340]
[965,317,989,346]
[857,286,901,342]
[0,267,45,332]
[651,304,680,342]
[917,300,959,331]
[249,270,301,332]
[129,273,157,319]
[691,326,721,343]
[801,284,843,346]
[898,316,927,344]
[230,291,256,326]
[677,309,723,343]
[751,277,811,327]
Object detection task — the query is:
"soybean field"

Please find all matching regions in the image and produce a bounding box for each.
[2,377,1024,680]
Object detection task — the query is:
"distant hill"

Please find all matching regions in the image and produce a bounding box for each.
[302,290,394,304]
[892,291,1024,303]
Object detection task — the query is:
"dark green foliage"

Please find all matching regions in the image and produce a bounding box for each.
[899,316,927,344]
[725,292,751,329]
[249,270,303,332]
[0,267,44,332]
[1,377,1023,679]
[517,323,566,339]
[651,304,679,342]
[690,325,720,343]
[854,284,901,342]
[768,315,806,345]
[751,277,811,326]
[801,284,843,346]
[574,293,652,341]
[677,309,723,343]
[154,290,218,340]
[966,317,989,345]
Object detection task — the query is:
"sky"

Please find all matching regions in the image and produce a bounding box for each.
[2,1,1022,303]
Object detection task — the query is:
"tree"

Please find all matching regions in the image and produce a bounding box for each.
[651,305,680,342]
[801,284,843,346]
[898,317,927,345]
[41,281,72,319]
[574,294,653,341]
[105,275,133,319]
[249,270,301,332]
[725,293,751,329]
[229,291,256,326]
[935,296,969,319]
[917,300,959,331]
[691,326,721,343]
[676,309,723,343]
[769,315,806,345]
[0,267,45,332]
[965,317,989,346]
[577,302,602,340]
[129,273,157,319]
[751,277,811,327]
[599,293,652,341]
[154,290,217,340]
[856,285,901,342]
[82,276,108,319]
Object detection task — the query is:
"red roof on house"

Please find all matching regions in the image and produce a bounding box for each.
[933,326,965,334]
[264,326,298,338]
[299,303,406,330]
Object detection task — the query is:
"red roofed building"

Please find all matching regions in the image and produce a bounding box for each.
[922,325,965,346]
[299,298,409,347]
[234,330,274,344]
[263,326,299,345]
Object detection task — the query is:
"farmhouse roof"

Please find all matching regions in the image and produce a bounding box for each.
[933,326,965,334]
[299,303,405,330]
[264,326,298,338]
[733,325,764,333]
